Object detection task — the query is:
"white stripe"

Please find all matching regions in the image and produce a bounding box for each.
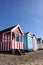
[12,40,14,49]
[15,41,17,49]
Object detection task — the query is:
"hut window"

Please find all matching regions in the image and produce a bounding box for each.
[19,36,22,42]
[4,35,7,42]
[2,34,7,42]
[8,35,10,41]
[16,36,19,41]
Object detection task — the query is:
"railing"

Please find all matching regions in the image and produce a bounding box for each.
[0,41,12,51]
[0,40,24,52]
[11,40,24,50]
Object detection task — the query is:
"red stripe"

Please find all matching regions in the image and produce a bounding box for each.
[1,42,2,51]
[5,42,6,51]
[5,43,6,51]
[10,41,11,50]
[5,42,6,50]
[7,43,9,51]
[14,41,15,49]
[4,43,5,51]
[7,42,8,51]
[3,42,4,51]
[6,42,7,51]
[19,43,20,49]
[21,43,22,49]
[9,42,10,51]
[2,42,3,51]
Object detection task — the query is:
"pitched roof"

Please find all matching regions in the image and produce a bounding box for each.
[0,25,17,33]
[0,24,24,35]
[24,32,29,35]
[24,32,32,35]
[42,40,43,43]
[37,38,42,41]
[33,34,35,36]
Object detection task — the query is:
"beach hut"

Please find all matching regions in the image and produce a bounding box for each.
[37,38,42,50]
[41,40,43,49]
[0,24,24,54]
[32,34,37,51]
[24,32,34,51]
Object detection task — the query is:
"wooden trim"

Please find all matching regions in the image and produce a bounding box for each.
[11,24,24,35]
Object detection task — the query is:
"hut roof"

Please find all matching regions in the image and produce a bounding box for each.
[37,38,42,41]
[0,25,17,33]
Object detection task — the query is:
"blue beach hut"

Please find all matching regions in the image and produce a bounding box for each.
[24,32,34,51]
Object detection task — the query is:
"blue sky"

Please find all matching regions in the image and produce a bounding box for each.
[0,0,43,39]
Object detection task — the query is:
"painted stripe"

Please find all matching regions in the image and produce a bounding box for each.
[0,43,1,51]
[15,41,18,49]
[14,41,15,49]
[15,41,16,49]
[4,43,5,51]
[21,43,22,49]
[2,42,3,51]
[3,42,4,51]
[22,43,24,49]
[10,42,12,49]
[9,42,10,51]
[18,42,19,49]
[6,43,8,51]
[1,42,2,51]
[8,41,9,51]
[16,42,18,49]
[7,42,8,51]
[20,43,21,49]
[17,42,18,49]
[20,42,22,49]
[5,42,6,51]
[6,42,7,51]
[17,42,19,49]
[10,41,11,50]
[12,40,14,49]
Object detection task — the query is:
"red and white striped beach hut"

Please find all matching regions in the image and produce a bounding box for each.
[0,24,24,54]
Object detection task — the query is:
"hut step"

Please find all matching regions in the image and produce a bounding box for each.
[15,49,25,55]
